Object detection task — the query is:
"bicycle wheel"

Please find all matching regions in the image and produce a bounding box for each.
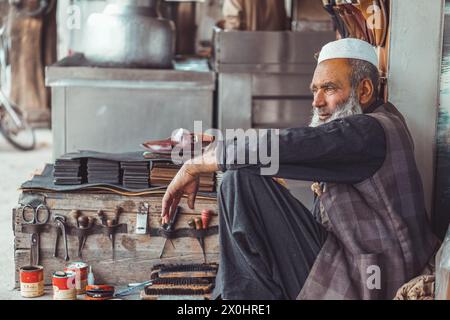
[0,103,36,151]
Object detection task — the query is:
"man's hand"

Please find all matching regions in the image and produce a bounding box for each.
[161,165,200,224]
[161,144,220,224]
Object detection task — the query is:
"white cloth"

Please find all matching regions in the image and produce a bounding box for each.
[318,38,378,67]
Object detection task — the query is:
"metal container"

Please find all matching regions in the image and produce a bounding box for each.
[52,271,77,300]
[83,0,175,68]
[20,265,44,298]
[65,262,89,295]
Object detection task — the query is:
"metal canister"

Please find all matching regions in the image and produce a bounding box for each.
[52,271,77,300]
[64,262,88,294]
[20,265,44,298]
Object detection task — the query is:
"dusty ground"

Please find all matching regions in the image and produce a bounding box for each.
[0,129,52,299]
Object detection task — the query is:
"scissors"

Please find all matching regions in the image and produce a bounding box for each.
[19,203,50,266]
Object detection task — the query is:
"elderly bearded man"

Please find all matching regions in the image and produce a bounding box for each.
[161,39,438,300]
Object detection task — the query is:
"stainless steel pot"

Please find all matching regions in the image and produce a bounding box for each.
[83,0,175,68]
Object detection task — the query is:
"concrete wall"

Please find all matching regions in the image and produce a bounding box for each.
[388,0,445,214]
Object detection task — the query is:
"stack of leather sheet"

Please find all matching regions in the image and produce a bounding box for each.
[322,0,389,47]
[87,158,120,184]
[121,161,150,189]
[151,162,215,192]
[53,159,84,185]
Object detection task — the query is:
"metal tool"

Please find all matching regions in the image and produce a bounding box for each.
[77,215,89,258]
[194,217,207,264]
[97,210,107,226]
[113,206,122,226]
[103,206,122,260]
[106,219,115,260]
[20,203,50,265]
[53,215,65,258]
[159,206,181,259]
[70,209,81,227]
[135,202,149,235]
[188,217,206,264]
[53,215,69,261]
[114,280,153,298]
[80,217,95,253]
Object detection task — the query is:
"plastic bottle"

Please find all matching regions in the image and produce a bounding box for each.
[87,265,95,286]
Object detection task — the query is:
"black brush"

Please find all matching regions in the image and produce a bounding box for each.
[154,263,218,273]
[151,277,212,286]
[144,287,209,296]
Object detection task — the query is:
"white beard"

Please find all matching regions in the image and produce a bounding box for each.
[309,91,363,128]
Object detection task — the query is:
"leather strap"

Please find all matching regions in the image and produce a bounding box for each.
[378,0,389,47]
[20,223,217,240]
[21,223,128,237]
[323,2,348,38]
[157,226,219,240]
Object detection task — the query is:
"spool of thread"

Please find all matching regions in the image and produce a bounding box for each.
[20,265,44,298]
[201,209,212,229]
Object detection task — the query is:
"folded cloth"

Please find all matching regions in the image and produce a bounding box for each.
[394,274,435,300]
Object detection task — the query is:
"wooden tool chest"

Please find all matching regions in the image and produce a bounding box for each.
[13,190,219,287]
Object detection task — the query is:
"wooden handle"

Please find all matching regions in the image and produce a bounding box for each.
[194,218,203,230]
[201,209,212,229]
[78,215,89,228]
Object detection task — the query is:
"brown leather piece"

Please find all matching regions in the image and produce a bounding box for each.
[355,0,376,45]
[378,0,389,47]
[345,3,373,42]
[330,1,389,48]
[358,0,389,47]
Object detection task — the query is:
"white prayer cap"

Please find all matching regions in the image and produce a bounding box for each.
[317,38,378,68]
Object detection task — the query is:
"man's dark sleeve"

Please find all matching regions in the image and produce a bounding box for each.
[215,114,386,183]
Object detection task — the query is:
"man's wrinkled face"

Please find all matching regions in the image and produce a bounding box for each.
[309,59,362,127]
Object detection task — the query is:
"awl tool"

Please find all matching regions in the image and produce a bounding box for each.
[159,206,181,259]
[108,206,122,260]
[194,217,206,263]
[189,209,212,264]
